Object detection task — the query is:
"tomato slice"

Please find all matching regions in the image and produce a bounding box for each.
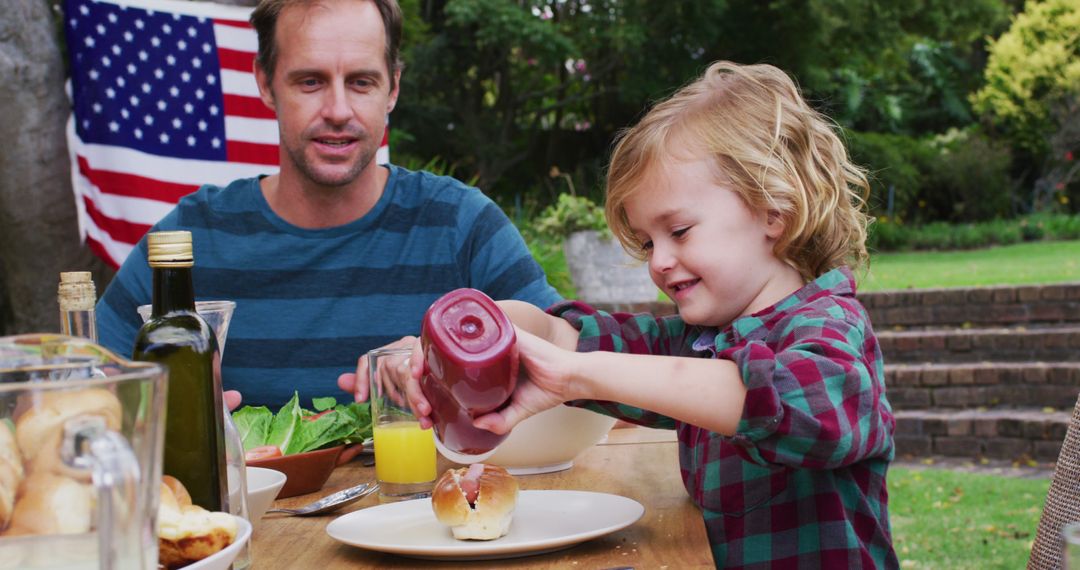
[303,410,334,422]
[245,445,282,462]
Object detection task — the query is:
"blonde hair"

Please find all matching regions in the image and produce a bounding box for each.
[605,61,871,282]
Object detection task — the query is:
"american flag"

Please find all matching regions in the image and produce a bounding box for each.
[64,0,390,268]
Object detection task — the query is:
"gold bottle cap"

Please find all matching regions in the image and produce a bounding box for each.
[58,272,97,312]
[147,231,194,268]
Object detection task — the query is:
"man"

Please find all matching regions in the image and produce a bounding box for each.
[96,0,560,408]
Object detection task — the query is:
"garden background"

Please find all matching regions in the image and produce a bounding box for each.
[2,1,1080,568]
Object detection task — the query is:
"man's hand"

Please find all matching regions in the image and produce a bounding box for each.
[337,336,418,402]
[224,390,242,411]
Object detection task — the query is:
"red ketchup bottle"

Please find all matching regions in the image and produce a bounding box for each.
[420,288,518,463]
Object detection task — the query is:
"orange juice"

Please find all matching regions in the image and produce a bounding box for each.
[373,420,436,484]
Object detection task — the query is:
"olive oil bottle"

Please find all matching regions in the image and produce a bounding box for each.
[133,231,226,511]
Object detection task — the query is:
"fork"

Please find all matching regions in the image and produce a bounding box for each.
[267,481,379,516]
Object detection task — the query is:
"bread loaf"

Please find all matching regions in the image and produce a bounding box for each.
[14,388,122,479]
[4,472,93,536]
[0,423,22,530]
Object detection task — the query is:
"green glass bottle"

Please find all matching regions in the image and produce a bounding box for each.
[133,231,226,511]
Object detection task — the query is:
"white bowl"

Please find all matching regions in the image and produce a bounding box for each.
[183,516,252,570]
[485,406,616,474]
[245,467,287,529]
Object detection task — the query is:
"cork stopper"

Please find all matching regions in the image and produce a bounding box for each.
[58,272,97,312]
[147,231,194,268]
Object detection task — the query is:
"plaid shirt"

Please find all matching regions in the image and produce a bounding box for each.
[551,267,898,569]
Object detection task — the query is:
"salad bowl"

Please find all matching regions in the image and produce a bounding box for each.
[247,445,345,498]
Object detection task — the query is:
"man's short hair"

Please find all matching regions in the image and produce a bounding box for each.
[251,0,404,90]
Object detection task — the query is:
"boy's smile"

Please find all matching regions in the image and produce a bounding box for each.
[624,153,804,327]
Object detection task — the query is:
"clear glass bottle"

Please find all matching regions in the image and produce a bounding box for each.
[58,271,97,341]
[132,231,227,512]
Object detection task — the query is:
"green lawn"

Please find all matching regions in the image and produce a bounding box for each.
[889,467,1049,569]
[862,240,1080,292]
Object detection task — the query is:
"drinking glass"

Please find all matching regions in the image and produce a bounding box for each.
[369,347,437,502]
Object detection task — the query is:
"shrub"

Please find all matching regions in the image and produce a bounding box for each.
[845,130,937,222]
[923,129,1016,222]
[532,193,609,239]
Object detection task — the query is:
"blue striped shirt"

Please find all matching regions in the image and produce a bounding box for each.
[96,165,560,407]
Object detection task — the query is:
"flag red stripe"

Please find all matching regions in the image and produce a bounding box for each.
[85,235,122,270]
[223,94,275,119]
[218,47,256,73]
[82,194,153,246]
[226,140,279,165]
[213,18,252,29]
[77,156,200,203]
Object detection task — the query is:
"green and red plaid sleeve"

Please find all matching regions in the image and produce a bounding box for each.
[548,268,898,569]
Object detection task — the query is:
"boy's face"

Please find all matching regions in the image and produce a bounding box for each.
[623,154,800,327]
[255,0,400,190]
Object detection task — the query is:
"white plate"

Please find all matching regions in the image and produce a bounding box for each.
[325,490,643,561]
[182,516,252,570]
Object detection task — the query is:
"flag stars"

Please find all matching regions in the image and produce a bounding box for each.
[82,119,90,130]
[92,103,102,114]
[124,31,133,43]
[187,135,196,146]
[211,137,221,149]
[120,108,130,119]
[101,55,111,67]
[79,4,89,15]
[162,23,172,35]
[202,43,211,54]
[157,100,167,111]
[198,120,208,132]
[108,121,119,132]
[96,24,106,35]
[141,83,151,94]
[111,45,121,56]
[169,86,180,97]
[138,50,148,62]
[134,18,144,29]
[134,128,143,139]
[116,76,126,88]
[206,74,216,86]
[154,69,165,79]
[166,55,176,66]
[209,105,219,116]
[84,36,95,48]
[181,71,191,83]
[127,63,137,75]
[144,115,154,126]
[192,57,202,69]
[107,12,117,24]
[151,36,160,48]
[128,95,139,106]
[105,87,116,99]
[195,88,205,100]
[160,132,170,144]
[89,69,99,80]
[172,118,182,129]
[187,27,197,38]
[177,39,188,51]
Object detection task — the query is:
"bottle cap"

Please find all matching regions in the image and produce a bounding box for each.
[58,272,96,312]
[147,231,194,267]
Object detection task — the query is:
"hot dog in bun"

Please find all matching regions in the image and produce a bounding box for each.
[431,464,518,540]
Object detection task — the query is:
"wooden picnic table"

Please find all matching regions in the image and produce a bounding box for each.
[250,426,714,568]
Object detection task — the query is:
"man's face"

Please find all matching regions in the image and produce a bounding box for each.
[255,0,399,189]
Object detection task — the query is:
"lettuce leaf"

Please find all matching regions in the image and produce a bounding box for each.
[232,393,372,456]
[265,393,304,454]
[232,406,272,451]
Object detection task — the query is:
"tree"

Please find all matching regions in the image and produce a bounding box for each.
[972,0,1080,211]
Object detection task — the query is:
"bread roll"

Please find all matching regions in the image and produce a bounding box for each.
[158,477,237,570]
[14,388,122,478]
[5,472,93,535]
[431,464,518,540]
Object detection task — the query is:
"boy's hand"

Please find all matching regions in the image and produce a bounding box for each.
[472,327,575,435]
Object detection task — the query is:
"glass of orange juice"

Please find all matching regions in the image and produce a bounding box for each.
[368,347,436,502]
